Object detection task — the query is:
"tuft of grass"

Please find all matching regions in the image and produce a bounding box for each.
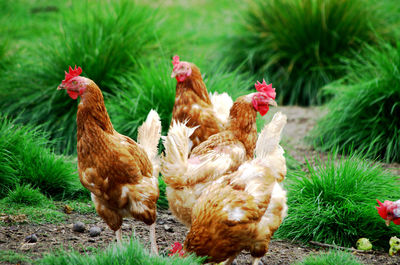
[0,198,65,224]
[0,0,163,154]
[0,115,84,199]
[310,42,400,163]
[39,237,204,265]
[275,151,400,248]
[227,0,389,105]
[0,250,32,265]
[294,250,364,265]
[63,200,96,215]
[4,184,49,206]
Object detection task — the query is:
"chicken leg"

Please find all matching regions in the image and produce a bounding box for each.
[252,257,262,265]
[116,229,123,245]
[149,223,158,254]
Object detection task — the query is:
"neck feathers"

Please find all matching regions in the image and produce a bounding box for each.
[77,83,114,136]
[176,66,211,104]
[228,98,258,157]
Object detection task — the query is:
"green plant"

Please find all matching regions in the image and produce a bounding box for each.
[4,184,49,206]
[275,151,400,248]
[0,0,163,154]
[294,250,364,265]
[311,42,400,162]
[0,250,32,265]
[158,176,169,209]
[0,115,84,199]
[39,237,204,265]
[0,198,65,224]
[228,0,387,105]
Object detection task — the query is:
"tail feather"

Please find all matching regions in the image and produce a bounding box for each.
[137,110,162,175]
[209,92,233,125]
[256,112,287,159]
[255,112,287,181]
[161,121,197,184]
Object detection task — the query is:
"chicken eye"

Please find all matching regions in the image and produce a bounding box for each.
[72,81,77,85]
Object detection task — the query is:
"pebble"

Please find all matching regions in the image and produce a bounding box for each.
[73,222,86,233]
[88,238,96,243]
[89,226,101,237]
[25,234,38,243]
[163,224,173,232]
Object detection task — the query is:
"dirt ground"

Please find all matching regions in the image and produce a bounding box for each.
[1,106,400,265]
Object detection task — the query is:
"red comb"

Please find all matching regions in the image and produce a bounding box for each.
[376,199,388,219]
[172,55,180,66]
[255,79,276,100]
[62,65,82,84]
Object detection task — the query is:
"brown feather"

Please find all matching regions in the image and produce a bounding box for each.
[171,64,223,149]
[76,82,159,231]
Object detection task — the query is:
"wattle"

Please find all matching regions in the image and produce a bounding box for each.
[176,75,187,82]
[258,105,270,116]
[67,90,79,100]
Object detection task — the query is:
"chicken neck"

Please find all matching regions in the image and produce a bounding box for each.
[76,83,114,141]
[227,99,258,158]
[175,72,211,105]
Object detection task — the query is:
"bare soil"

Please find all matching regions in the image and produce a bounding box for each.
[1,106,399,265]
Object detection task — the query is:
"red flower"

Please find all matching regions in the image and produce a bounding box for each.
[168,242,185,257]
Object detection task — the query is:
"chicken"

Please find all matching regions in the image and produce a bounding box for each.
[57,66,161,254]
[162,85,277,227]
[183,112,288,264]
[171,55,233,150]
[376,199,400,226]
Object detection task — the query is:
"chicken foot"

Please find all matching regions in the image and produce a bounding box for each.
[149,222,159,255]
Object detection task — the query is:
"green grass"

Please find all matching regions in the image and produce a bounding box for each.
[158,176,169,209]
[0,115,84,199]
[4,184,49,206]
[0,0,164,154]
[0,198,66,224]
[62,200,96,215]
[39,237,204,265]
[310,42,400,163]
[294,250,364,265]
[0,250,32,265]
[227,0,392,105]
[275,151,400,248]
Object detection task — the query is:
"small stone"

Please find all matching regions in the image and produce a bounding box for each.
[25,234,37,243]
[158,220,165,225]
[232,261,238,265]
[73,222,85,232]
[163,224,173,232]
[88,238,96,243]
[89,226,101,237]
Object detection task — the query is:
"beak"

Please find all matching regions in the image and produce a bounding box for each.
[268,99,278,107]
[386,220,391,226]
[171,70,177,78]
[57,83,66,90]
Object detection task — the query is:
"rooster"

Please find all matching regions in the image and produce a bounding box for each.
[376,199,400,226]
[162,82,278,227]
[170,55,233,150]
[57,66,161,254]
[171,113,288,265]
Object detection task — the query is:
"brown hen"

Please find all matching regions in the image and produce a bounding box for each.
[57,66,161,254]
